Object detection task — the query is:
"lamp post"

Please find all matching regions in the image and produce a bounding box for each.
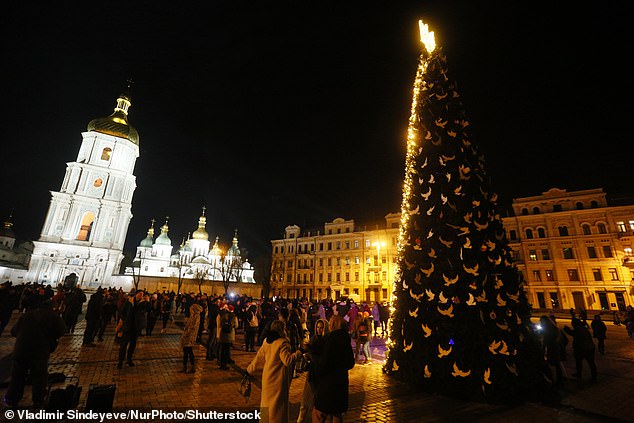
[373,241,386,303]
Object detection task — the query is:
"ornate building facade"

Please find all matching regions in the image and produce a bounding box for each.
[26,91,139,287]
[124,208,255,285]
[502,188,634,312]
[271,188,634,311]
[269,214,400,302]
[0,215,33,282]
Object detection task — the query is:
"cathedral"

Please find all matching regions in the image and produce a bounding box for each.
[3,88,256,291]
[124,207,255,284]
[25,91,139,287]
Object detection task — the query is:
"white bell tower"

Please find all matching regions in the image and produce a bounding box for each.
[27,88,140,287]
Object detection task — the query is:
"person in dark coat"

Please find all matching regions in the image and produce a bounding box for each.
[4,299,65,408]
[117,290,146,369]
[564,318,597,382]
[82,289,103,347]
[590,314,607,355]
[312,315,355,422]
[539,315,564,385]
[63,287,86,334]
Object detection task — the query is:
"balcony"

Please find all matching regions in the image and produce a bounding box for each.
[623,257,634,269]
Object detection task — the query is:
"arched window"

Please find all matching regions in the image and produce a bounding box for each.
[590,201,598,208]
[532,207,541,214]
[558,226,569,236]
[537,227,546,238]
[525,229,534,239]
[76,212,95,241]
[101,147,112,161]
[521,208,529,216]
[597,223,607,234]
[576,202,584,210]
[582,224,591,235]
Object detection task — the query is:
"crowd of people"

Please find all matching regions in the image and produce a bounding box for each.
[2,280,634,421]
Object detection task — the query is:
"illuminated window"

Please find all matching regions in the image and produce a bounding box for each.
[624,247,633,256]
[617,221,626,232]
[355,256,360,264]
[76,212,95,241]
[567,269,579,281]
[629,220,634,230]
[365,240,371,248]
[93,178,103,188]
[101,147,112,161]
[529,250,537,261]
[609,268,619,280]
[354,240,359,249]
[545,270,554,281]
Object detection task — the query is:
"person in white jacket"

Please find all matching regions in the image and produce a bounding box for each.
[247,319,303,423]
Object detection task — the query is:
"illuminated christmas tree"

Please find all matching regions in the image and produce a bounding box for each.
[384,20,531,402]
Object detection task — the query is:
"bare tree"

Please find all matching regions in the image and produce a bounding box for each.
[192,267,208,295]
[215,252,244,295]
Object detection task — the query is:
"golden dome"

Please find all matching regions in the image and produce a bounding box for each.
[191,207,208,241]
[87,93,139,145]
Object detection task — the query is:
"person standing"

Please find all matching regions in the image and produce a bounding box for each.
[244,304,259,352]
[216,304,238,370]
[146,293,161,336]
[297,318,328,423]
[179,303,202,373]
[63,287,86,334]
[117,290,145,369]
[82,288,103,347]
[539,315,564,385]
[247,320,303,423]
[590,314,607,355]
[371,302,381,337]
[564,318,597,382]
[379,302,389,336]
[4,299,65,408]
[312,315,355,423]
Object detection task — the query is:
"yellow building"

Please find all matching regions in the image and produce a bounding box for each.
[270,214,400,302]
[502,188,634,312]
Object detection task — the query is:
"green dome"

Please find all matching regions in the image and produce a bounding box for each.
[140,235,153,248]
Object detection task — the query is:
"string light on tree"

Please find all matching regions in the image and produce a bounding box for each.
[384,19,531,403]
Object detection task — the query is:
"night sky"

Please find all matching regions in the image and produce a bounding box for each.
[2,2,631,261]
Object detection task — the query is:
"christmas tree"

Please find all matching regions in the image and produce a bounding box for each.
[384,20,531,402]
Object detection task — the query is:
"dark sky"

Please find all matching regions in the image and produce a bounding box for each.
[2,2,631,260]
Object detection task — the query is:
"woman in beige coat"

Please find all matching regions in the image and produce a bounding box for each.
[180,303,202,373]
[247,319,303,423]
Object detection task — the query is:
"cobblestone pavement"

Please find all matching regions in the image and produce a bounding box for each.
[1,309,633,422]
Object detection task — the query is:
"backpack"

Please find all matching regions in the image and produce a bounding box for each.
[221,314,232,334]
[248,312,259,328]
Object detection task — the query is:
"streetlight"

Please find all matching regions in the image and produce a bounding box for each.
[373,241,386,303]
